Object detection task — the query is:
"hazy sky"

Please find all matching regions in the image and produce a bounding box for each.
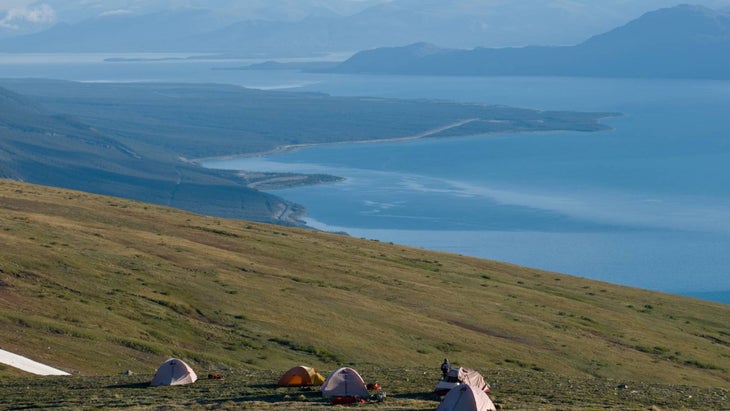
[0,0,385,28]
[3,0,730,46]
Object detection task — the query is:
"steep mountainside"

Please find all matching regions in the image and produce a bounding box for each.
[0,180,727,392]
[0,85,298,224]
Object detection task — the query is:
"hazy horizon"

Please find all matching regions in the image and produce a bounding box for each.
[4,0,730,49]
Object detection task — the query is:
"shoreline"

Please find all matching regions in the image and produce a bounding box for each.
[191,114,618,227]
[191,118,481,163]
[192,114,618,164]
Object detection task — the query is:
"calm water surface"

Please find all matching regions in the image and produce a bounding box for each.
[1,54,727,302]
[207,77,730,302]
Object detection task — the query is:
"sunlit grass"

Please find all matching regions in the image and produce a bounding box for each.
[0,179,728,410]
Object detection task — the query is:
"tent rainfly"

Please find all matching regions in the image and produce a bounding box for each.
[320,366,370,399]
[278,365,326,386]
[434,367,491,395]
[437,383,497,411]
[150,358,198,386]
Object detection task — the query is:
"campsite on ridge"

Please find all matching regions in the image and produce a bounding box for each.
[0,180,727,409]
[1,1,730,409]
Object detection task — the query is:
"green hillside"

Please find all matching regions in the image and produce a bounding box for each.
[0,179,727,409]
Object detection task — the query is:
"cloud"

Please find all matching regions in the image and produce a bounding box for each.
[0,3,56,29]
[98,9,133,17]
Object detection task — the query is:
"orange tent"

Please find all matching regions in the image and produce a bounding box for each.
[277,365,326,386]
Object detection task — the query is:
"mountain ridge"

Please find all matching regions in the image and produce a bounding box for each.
[0,82,301,225]
[0,2,705,55]
[330,5,730,79]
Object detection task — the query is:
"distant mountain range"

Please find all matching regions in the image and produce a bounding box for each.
[0,9,222,53]
[0,1,720,55]
[329,5,730,79]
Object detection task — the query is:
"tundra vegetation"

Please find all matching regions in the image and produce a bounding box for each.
[0,180,727,410]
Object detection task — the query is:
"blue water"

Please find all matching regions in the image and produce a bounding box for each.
[206,77,730,303]
[1,54,728,303]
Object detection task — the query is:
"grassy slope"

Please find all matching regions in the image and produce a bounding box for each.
[0,180,728,409]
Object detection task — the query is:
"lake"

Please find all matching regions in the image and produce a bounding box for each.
[206,76,730,304]
[1,53,728,303]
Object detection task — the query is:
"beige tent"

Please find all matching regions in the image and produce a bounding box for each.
[320,366,370,399]
[435,367,491,395]
[150,358,198,386]
[437,384,497,411]
[278,365,326,386]
[454,368,490,392]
